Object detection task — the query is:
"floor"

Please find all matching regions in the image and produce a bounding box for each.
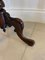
[0,22,45,60]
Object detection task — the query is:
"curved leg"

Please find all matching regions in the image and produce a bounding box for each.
[13,18,35,46]
[1,26,6,32]
[0,13,6,32]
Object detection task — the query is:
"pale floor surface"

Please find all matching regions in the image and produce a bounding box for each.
[0,22,45,60]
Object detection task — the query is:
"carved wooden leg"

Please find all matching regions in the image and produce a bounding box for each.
[13,18,35,46]
[1,24,6,32]
[0,13,6,32]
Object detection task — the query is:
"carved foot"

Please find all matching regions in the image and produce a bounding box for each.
[3,29,6,32]
[1,26,6,32]
[14,29,16,32]
[27,40,35,46]
[16,31,35,46]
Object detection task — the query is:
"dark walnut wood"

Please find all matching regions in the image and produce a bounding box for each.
[0,0,35,46]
